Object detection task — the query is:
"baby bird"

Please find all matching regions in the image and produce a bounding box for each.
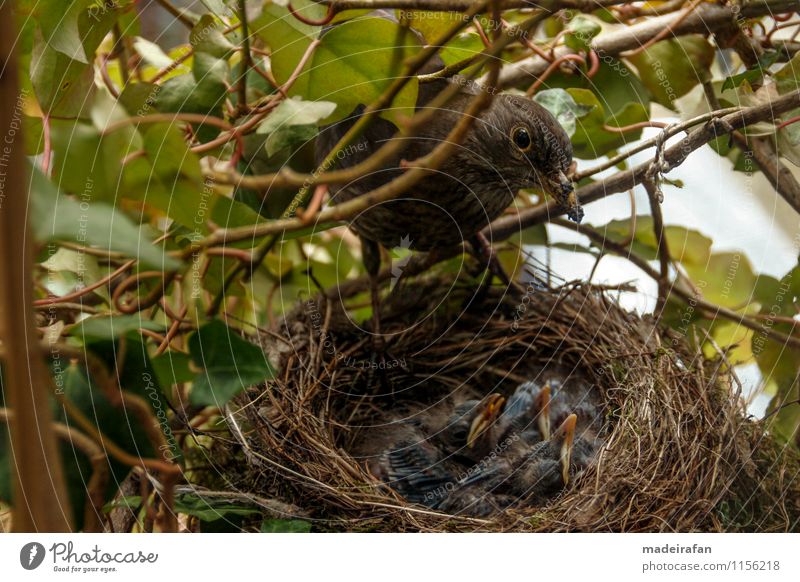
[362,393,506,507]
[436,414,580,516]
[496,381,552,443]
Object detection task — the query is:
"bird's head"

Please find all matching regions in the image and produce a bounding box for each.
[480,95,582,223]
[551,413,577,485]
[533,382,552,441]
[466,393,506,449]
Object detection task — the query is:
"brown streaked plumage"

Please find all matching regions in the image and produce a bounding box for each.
[316,78,577,252]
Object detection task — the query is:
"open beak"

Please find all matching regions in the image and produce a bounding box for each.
[535,383,552,440]
[546,170,582,224]
[552,413,577,485]
[467,394,506,448]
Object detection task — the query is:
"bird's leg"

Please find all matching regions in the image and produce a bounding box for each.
[361,236,385,354]
[468,233,522,303]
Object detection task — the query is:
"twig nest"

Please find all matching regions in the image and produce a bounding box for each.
[228,274,800,531]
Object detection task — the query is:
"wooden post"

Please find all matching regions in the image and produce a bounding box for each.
[0,1,71,531]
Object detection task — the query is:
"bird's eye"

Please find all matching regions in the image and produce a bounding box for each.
[512,126,532,152]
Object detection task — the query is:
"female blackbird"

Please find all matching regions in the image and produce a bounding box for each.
[316,47,578,341]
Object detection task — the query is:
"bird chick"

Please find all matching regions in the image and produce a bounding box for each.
[436,414,579,516]
[496,380,553,443]
[362,393,506,507]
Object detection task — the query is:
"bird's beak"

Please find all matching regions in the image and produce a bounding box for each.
[546,170,582,224]
[467,394,506,448]
[535,383,552,440]
[552,413,577,485]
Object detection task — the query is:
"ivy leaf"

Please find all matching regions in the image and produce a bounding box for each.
[151,352,195,388]
[30,29,95,117]
[684,252,757,308]
[721,51,780,92]
[190,14,236,59]
[564,15,601,51]
[255,7,421,125]
[133,37,176,69]
[627,36,715,109]
[438,32,484,70]
[188,320,275,406]
[175,493,263,522]
[69,315,166,341]
[154,19,231,141]
[200,0,234,19]
[37,0,95,63]
[258,97,338,134]
[533,88,593,137]
[30,166,178,269]
[566,88,649,159]
[590,216,712,266]
[30,2,122,115]
[257,96,337,155]
[400,9,468,43]
[260,519,312,532]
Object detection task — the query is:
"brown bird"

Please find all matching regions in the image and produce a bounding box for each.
[315,16,578,342]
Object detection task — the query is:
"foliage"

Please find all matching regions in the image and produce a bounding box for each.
[3,0,800,531]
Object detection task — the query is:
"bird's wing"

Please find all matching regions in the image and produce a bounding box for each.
[376,440,455,505]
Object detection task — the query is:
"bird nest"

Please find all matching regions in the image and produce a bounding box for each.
[224,272,800,532]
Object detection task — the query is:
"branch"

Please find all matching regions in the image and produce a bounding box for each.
[490,89,800,236]
[497,0,800,88]
[236,0,251,116]
[320,0,627,10]
[0,1,71,532]
[550,219,800,350]
[195,7,550,250]
[643,178,671,317]
[153,0,199,29]
[736,134,800,215]
[0,409,109,533]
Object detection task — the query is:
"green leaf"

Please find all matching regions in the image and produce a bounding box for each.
[37,0,95,63]
[684,252,757,308]
[257,96,337,155]
[438,32,484,69]
[189,320,275,406]
[627,36,715,109]
[252,2,320,88]
[40,247,110,302]
[103,496,143,514]
[133,37,176,69]
[200,0,233,18]
[566,88,649,159]
[258,97,338,134]
[190,14,236,59]
[254,8,421,125]
[30,30,95,117]
[30,166,178,269]
[589,216,712,266]
[400,9,468,43]
[175,493,263,521]
[260,519,312,533]
[564,15,601,51]
[774,51,800,95]
[721,51,780,92]
[30,2,122,115]
[151,351,196,388]
[533,88,593,137]
[69,315,166,341]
